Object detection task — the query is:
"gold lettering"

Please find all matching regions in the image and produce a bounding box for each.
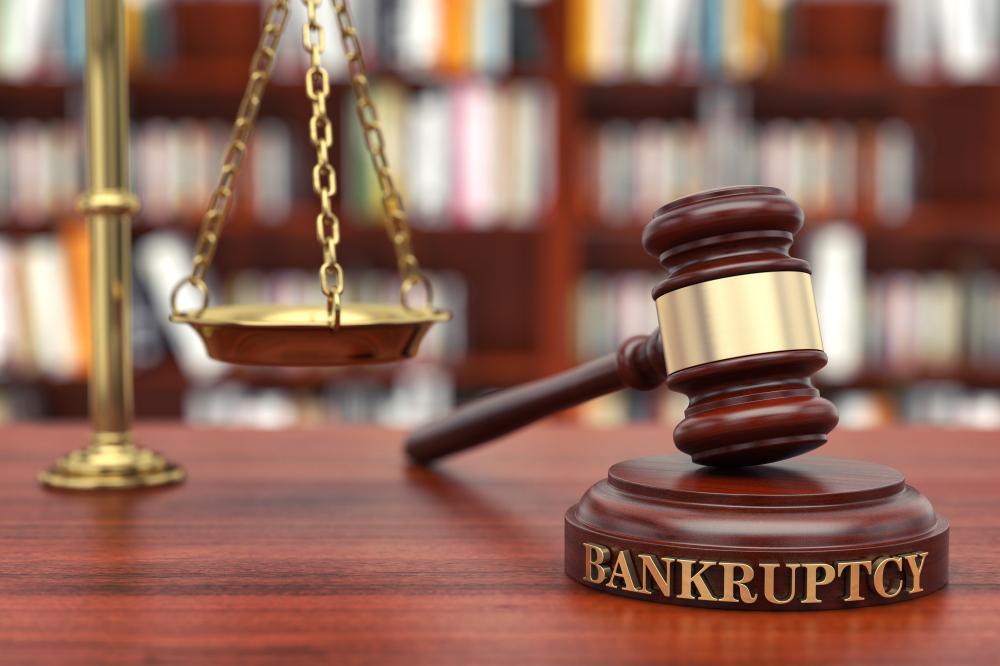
[837,560,873,602]
[719,561,757,603]
[582,543,610,585]
[761,563,800,604]
[606,549,643,593]
[801,563,836,604]
[580,546,930,605]
[637,554,674,597]
[676,559,718,601]
[903,552,928,594]
[872,556,904,598]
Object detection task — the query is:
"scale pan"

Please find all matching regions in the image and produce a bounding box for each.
[171,303,451,366]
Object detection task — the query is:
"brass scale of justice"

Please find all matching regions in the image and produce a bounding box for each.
[169,0,450,363]
[39,0,449,488]
[42,0,948,611]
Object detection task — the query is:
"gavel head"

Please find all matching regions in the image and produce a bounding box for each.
[642,186,839,467]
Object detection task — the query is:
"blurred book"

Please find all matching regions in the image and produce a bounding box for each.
[0,225,137,382]
[832,385,1000,430]
[0,0,79,82]
[808,222,866,384]
[272,0,548,82]
[0,238,29,379]
[815,265,1000,384]
[569,0,1000,85]
[571,261,1000,426]
[575,271,659,361]
[580,113,916,226]
[133,117,295,225]
[0,0,173,82]
[12,232,83,381]
[0,386,44,423]
[183,362,458,429]
[891,0,1000,83]
[0,118,294,227]
[568,0,786,82]
[0,0,547,83]
[0,120,82,225]
[134,231,228,383]
[344,80,556,229]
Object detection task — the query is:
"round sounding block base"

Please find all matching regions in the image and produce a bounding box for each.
[565,455,948,611]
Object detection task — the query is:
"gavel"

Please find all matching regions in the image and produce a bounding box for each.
[407,186,839,467]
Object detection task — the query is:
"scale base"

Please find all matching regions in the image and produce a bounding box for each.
[565,455,948,611]
[39,433,185,490]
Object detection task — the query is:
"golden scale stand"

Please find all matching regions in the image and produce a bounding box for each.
[39,0,449,489]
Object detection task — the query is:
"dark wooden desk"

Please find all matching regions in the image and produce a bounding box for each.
[0,423,996,665]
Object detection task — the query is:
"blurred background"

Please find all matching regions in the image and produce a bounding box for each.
[1,0,999,430]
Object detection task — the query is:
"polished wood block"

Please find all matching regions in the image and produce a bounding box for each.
[566,455,947,610]
[0,424,995,664]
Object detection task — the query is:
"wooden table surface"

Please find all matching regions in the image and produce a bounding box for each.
[0,423,996,665]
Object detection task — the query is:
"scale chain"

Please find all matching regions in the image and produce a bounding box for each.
[169,0,290,317]
[169,0,435,323]
[303,0,344,328]
[331,0,433,310]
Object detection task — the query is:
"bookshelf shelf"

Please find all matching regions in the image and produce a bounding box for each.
[23,355,1000,421]
[1,69,558,124]
[577,83,698,118]
[10,73,1000,127]
[19,348,546,421]
[198,223,542,273]
[0,83,69,119]
[581,207,1000,272]
[818,367,1000,391]
[4,0,1000,426]
[575,78,1000,122]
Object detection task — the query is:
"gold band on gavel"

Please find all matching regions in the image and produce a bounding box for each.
[655,271,824,373]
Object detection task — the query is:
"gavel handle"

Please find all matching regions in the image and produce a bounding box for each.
[406,332,666,465]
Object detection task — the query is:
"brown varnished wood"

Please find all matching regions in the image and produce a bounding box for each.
[0,423,993,664]
[667,350,839,466]
[566,455,948,610]
[605,455,907,503]
[644,187,839,466]
[643,186,811,293]
[407,187,837,467]
[555,188,944,611]
[406,332,665,464]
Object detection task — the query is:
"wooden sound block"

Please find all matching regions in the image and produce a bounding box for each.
[565,456,948,610]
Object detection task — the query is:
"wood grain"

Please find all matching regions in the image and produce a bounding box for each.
[0,423,996,665]
[566,455,949,609]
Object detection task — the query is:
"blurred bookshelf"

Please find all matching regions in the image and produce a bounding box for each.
[3,0,1000,429]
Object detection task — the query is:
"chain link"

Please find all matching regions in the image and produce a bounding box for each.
[303,0,344,328]
[331,0,433,310]
[170,0,290,317]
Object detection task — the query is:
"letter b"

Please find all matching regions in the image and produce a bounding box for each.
[583,543,611,585]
